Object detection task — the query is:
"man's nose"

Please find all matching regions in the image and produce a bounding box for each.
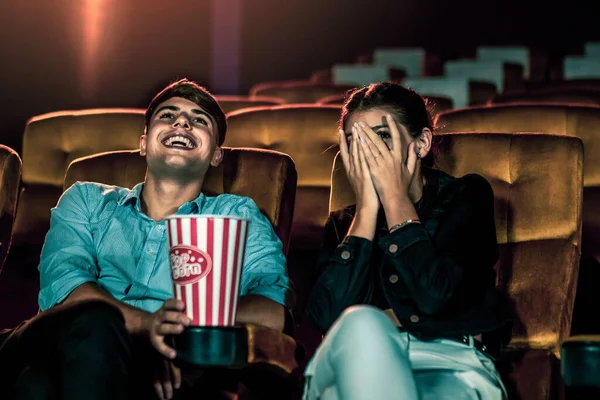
[173,114,191,129]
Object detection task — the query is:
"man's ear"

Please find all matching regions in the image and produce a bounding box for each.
[140,135,147,156]
[210,146,224,167]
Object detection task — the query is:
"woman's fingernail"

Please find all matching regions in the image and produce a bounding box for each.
[359,121,366,127]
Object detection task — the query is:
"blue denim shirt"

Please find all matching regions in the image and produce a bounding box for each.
[38,182,293,313]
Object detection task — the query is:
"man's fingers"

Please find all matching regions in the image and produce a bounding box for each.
[156,322,185,336]
[163,298,186,311]
[161,359,174,400]
[152,336,177,359]
[154,368,166,400]
[171,363,182,390]
[159,311,191,326]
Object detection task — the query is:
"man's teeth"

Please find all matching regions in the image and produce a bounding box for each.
[164,136,194,149]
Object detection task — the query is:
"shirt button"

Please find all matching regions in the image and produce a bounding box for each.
[157,225,164,231]
[341,250,351,260]
[388,244,398,253]
[147,249,154,254]
[410,314,420,323]
[389,274,399,283]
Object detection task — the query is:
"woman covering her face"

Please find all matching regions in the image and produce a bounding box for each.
[303,82,511,400]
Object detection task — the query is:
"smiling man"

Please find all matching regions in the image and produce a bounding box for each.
[0,79,294,400]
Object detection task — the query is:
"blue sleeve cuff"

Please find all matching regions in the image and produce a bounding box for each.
[240,271,295,310]
[38,270,96,311]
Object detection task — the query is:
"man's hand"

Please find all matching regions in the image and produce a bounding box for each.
[153,359,182,400]
[144,298,191,359]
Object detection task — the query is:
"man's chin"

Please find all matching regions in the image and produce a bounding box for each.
[147,157,210,180]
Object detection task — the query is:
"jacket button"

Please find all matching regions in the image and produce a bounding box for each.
[410,314,420,323]
[389,274,399,283]
[341,250,351,260]
[388,244,398,253]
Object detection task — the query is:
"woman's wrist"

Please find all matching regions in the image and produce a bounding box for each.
[382,195,419,229]
[348,208,378,240]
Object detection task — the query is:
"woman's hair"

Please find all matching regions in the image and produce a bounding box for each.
[340,82,437,168]
[145,78,227,146]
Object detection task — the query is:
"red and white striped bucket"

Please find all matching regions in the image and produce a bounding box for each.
[166,215,249,327]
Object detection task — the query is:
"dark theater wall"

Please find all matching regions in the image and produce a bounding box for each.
[1,0,600,152]
[238,0,435,92]
[0,0,212,154]
[239,0,600,92]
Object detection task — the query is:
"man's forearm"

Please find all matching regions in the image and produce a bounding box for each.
[64,282,151,336]
[236,295,286,332]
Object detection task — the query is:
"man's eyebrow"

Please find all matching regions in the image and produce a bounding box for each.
[154,105,179,115]
[191,109,211,119]
[154,106,212,122]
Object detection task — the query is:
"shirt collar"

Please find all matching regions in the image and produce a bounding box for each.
[118,182,206,214]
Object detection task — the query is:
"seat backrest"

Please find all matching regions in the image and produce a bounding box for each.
[64,148,297,255]
[317,94,454,114]
[436,103,600,188]
[249,81,354,104]
[14,109,146,248]
[332,64,391,86]
[476,46,530,78]
[564,57,600,80]
[22,108,145,187]
[492,89,600,107]
[330,132,584,351]
[372,48,425,77]
[436,103,600,264]
[225,105,341,248]
[444,60,523,92]
[216,95,284,114]
[0,145,22,273]
[402,77,497,108]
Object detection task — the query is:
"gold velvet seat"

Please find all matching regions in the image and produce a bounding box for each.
[330,132,584,399]
[225,105,341,249]
[436,104,600,265]
[249,81,354,104]
[215,95,284,114]
[64,148,297,255]
[15,109,145,252]
[0,145,22,273]
[316,93,454,114]
[492,88,600,106]
[64,148,301,395]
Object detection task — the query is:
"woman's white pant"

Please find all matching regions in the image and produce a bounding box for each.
[303,305,507,400]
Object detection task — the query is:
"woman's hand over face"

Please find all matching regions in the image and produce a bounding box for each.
[338,127,379,212]
[354,115,418,204]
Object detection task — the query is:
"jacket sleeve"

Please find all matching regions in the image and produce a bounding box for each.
[379,174,499,316]
[305,213,374,333]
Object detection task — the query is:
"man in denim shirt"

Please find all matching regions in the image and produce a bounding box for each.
[0,79,293,400]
